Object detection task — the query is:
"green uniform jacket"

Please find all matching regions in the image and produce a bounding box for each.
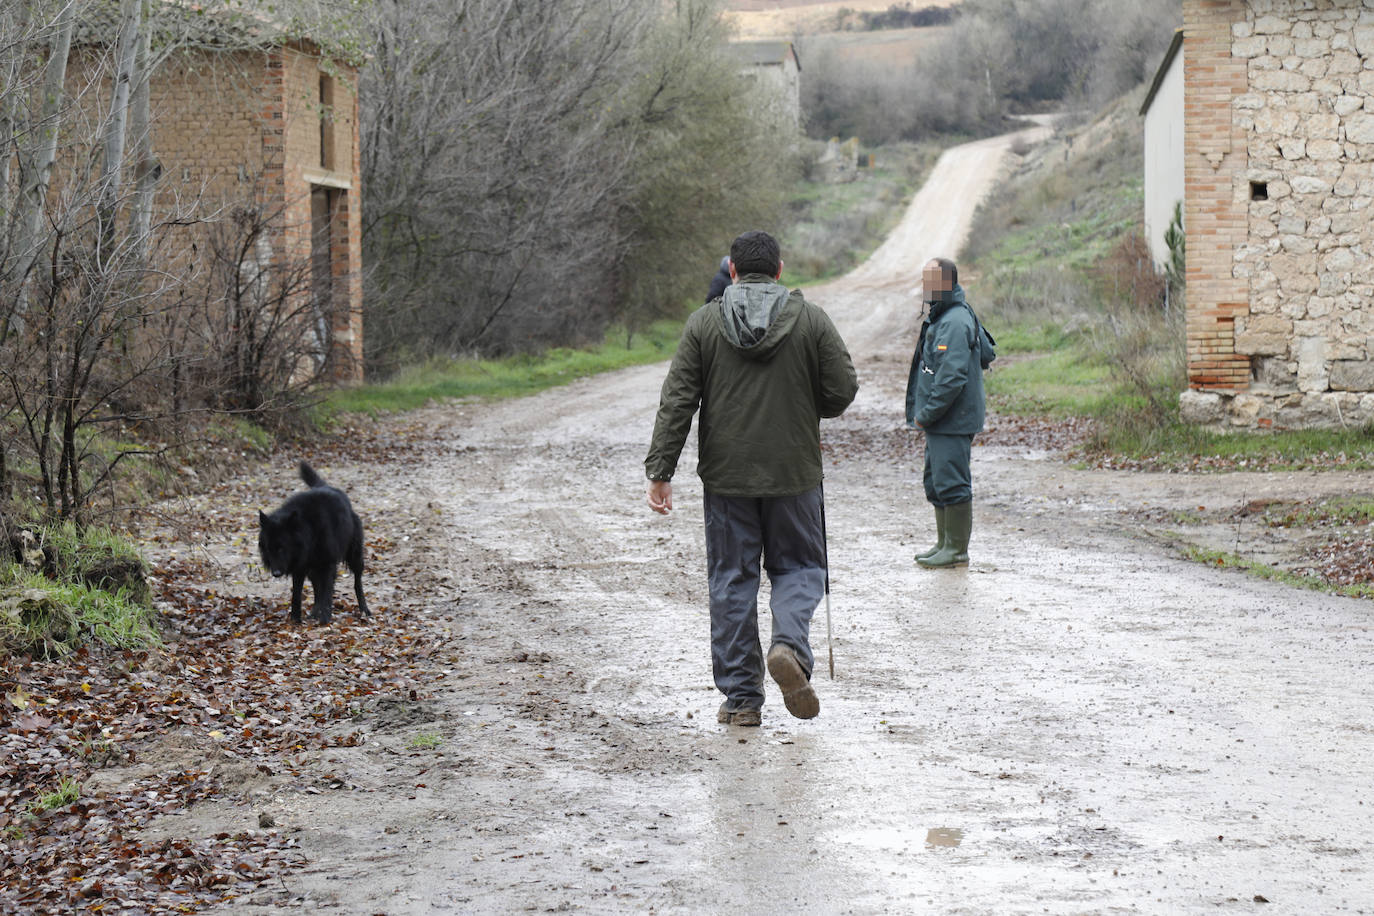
[905,284,986,435]
[645,276,858,497]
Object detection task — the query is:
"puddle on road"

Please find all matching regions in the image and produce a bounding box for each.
[926,827,964,848]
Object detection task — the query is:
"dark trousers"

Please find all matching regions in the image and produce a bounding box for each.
[703,486,826,710]
[922,431,973,506]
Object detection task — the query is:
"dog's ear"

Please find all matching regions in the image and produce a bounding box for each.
[258,510,269,526]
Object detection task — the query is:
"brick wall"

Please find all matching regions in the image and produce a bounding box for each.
[55,39,364,387]
[1183,0,1251,392]
[153,44,362,383]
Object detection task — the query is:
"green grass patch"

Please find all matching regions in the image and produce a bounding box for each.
[406,733,443,750]
[31,777,81,814]
[0,563,159,658]
[38,522,151,605]
[1089,418,1374,471]
[988,321,1081,355]
[1184,546,1374,600]
[986,347,1114,418]
[324,320,686,416]
[1262,497,1374,528]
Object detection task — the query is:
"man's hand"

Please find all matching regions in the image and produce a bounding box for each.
[647,480,673,515]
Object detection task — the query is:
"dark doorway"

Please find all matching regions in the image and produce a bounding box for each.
[310,186,338,363]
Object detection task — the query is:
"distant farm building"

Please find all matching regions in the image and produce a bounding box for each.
[731,40,802,130]
[1178,0,1374,429]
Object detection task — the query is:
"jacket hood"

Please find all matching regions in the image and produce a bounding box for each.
[717,275,800,360]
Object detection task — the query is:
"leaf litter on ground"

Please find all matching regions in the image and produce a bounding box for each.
[0,552,451,914]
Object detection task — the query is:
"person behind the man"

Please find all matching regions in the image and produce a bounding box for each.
[645,230,858,727]
[705,255,732,303]
[905,257,986,568]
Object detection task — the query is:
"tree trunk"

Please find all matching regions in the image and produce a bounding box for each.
[98,0,143,267]
[8,1,75,337]
[128,0,155,263]
[0,3,33,227]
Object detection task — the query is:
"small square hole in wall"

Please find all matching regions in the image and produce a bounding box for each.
[1250,181,1268,201]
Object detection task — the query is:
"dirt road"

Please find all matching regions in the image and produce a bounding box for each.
[152,128,1374,914]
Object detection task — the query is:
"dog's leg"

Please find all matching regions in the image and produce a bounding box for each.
[290,573,304,625]
[349,528,371,618]
[313,566,336,625]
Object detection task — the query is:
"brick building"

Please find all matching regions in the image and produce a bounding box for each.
[75,4,363,381]
[1180,0,1374,429]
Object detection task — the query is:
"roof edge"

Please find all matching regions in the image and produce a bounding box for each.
[1140,28,1184,117]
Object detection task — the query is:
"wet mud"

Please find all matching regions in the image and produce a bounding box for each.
[135,129,1374,914]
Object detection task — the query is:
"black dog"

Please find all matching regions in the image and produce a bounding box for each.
[258,462,371,625]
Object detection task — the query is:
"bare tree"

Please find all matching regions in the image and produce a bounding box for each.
[195,196,331,418]
[5,0,76,331]
[0,1,341,523]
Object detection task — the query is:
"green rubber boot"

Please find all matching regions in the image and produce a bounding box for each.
[917,500,971,568]
[914,506,946,561]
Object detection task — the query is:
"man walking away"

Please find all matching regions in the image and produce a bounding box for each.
[645,231,858,727]
[906,257,988,568]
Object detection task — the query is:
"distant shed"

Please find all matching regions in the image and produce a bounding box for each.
[730,40,801,130]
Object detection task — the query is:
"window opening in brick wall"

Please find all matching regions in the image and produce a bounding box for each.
[319,73,335,170]
[1250,181,1268,201]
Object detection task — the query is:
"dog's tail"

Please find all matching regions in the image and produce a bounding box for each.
[299,461,326,489]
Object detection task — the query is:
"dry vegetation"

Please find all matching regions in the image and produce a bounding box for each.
[797,0,1181,144]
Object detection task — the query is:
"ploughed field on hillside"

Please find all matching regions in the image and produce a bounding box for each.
[725,0,959,39]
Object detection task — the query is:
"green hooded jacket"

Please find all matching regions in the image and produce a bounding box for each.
[645,275,859,497]
[904,283,986,435]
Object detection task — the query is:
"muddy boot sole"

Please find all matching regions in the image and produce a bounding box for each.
[766,644,819,720]
[717,703,761,727]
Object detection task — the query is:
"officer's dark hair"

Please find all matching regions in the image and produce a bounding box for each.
[933,257,957,285]
[730,230,781,277]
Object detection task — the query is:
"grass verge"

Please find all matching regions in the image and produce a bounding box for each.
[985,347,1114,418]
[0,563,159,658]
[322,320,686,417]
[1,523,157,658]
[1184,547,1374,600]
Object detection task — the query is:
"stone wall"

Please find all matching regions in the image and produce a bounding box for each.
[1181,0,1374,429]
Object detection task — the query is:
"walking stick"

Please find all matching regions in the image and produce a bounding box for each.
[820,483,834,679]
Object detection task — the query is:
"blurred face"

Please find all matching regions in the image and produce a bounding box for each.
[922,260,953,300]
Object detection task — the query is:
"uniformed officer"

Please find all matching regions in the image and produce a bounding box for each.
[905,257,987,568]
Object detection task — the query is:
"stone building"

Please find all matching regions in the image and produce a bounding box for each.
[731,40,802,130]
[73,4,363,381]
[1180,0,1374,429]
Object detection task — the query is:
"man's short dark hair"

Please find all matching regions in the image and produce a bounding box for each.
[933,257,957,285]
[730,231,781,277]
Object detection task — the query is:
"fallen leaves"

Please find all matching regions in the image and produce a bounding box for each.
[1298,536,1374,587]
[0,556,444,913]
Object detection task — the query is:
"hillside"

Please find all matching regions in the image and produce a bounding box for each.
[725,0,959,38]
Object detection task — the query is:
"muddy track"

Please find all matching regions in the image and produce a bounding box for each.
[139,128,1374,914]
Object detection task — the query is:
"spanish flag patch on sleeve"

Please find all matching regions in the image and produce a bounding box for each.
[936,344,947,351]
